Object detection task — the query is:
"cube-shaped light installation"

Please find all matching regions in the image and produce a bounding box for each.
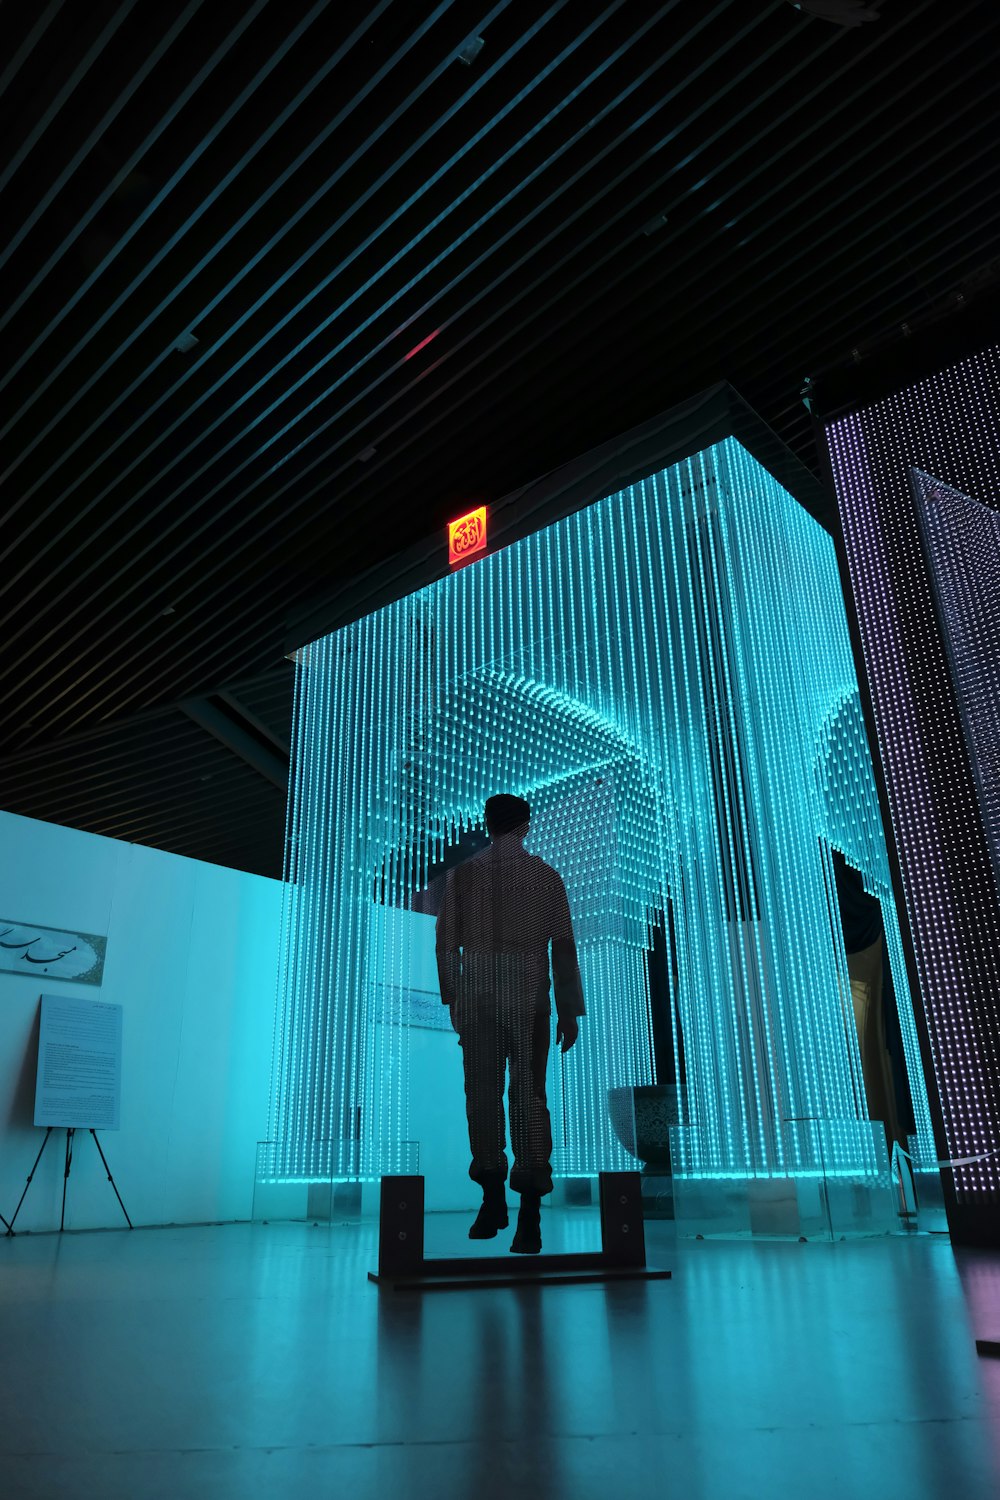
[270,438,932,1186]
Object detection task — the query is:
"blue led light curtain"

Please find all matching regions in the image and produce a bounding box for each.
[270,437,932,1184]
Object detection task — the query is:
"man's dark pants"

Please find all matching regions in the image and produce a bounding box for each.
[452,986,554,1197]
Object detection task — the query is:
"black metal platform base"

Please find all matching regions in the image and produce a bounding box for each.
[368,1259,672,1291]
[370,1172,672,1292]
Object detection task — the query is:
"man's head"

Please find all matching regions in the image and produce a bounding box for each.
[484,793,531,840]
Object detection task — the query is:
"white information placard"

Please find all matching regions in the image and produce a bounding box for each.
[33,994,123,1130]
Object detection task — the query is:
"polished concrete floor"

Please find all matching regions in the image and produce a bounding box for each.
[3,1211,1000,1499]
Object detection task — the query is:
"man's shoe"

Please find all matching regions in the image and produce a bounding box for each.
[510,1195,542,1255]
[469,1176,508,1239]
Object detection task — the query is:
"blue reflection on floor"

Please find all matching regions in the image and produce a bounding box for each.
[1,1212,999,1498]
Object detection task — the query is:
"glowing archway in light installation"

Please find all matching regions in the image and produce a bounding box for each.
[270,437,933,1186]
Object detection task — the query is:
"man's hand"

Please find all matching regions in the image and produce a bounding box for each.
[555,1014,579,1054]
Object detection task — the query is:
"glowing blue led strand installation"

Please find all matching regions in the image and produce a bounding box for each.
[715,455,793,1169]
[685,469,753,1171]
[695,457,764,1173]
[720,439,895,1174]
[664,463,740,1175]
[266,647,305,1179]
[714,461,780,1170]
[632,474,689,1147]
[729,465,806,1150]
[724,449,840,1167]
[363,605,386,1179]
[270,436,932,1188]
[289,644,317,1174]
[292,648,318,1176]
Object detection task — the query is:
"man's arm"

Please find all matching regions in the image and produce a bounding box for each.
[435,869,461,1007]
[552,939,585,1015]
[550,873,584,1052]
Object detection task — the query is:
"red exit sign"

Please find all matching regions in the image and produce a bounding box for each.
[447,506,487,567]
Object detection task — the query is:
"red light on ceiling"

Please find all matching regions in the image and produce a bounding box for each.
[403,328,441,361]
[448,506,487,567]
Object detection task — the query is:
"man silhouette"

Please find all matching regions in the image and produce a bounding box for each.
[436,794,585,1254]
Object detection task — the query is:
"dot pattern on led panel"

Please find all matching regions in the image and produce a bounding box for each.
[268,438,930,1185]
[826,344,1000,1201]
[912,471,1000,901]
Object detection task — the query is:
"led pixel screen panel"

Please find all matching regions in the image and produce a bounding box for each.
[825,344,1000,1205]
[912,470,1000,899]
[271,438,931,1187]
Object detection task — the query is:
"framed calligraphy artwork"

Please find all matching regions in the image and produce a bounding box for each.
[0,919,107,986]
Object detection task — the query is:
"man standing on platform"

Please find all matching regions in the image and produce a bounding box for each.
[436,794,585,1254]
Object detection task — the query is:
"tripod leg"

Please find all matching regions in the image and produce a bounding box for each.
[61,1129,75,1233]
[5,1126,53,1237]
[90,1131,133,1229]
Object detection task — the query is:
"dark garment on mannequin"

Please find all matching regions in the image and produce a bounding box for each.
[832,850,883,954]
[435,837,584,1196]
[847,934,906,1154]
[832,851,908,1153]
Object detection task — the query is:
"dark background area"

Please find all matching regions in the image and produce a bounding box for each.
[1,0,998,878]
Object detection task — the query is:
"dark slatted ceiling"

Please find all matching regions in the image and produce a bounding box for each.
[1,0,998,877]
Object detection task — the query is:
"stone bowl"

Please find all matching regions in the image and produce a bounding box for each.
[607,1084,679,1172]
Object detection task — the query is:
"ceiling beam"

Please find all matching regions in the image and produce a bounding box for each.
[179,695,289,792]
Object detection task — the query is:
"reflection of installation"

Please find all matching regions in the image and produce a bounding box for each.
[4,994,131,1236]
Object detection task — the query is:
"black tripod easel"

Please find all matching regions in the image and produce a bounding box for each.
[4,1125,132,1236]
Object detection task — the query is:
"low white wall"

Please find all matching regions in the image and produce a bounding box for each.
[0,810,520,1231]
[408,1023,479,1212]
[367,906,478,1211]
[0,810,282,1232]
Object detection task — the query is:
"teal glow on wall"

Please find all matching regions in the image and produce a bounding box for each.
[269,438,933,1184]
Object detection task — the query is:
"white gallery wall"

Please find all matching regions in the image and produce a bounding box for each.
[368,904,474,1212]
[0,809,283,1232]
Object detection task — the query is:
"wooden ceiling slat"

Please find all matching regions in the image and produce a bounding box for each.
[2,0,996,876]
[0,1,67,102]
[0,0,441,527]
[0,0,276,350]
[0,1,629,627]
[0,4,823,732]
